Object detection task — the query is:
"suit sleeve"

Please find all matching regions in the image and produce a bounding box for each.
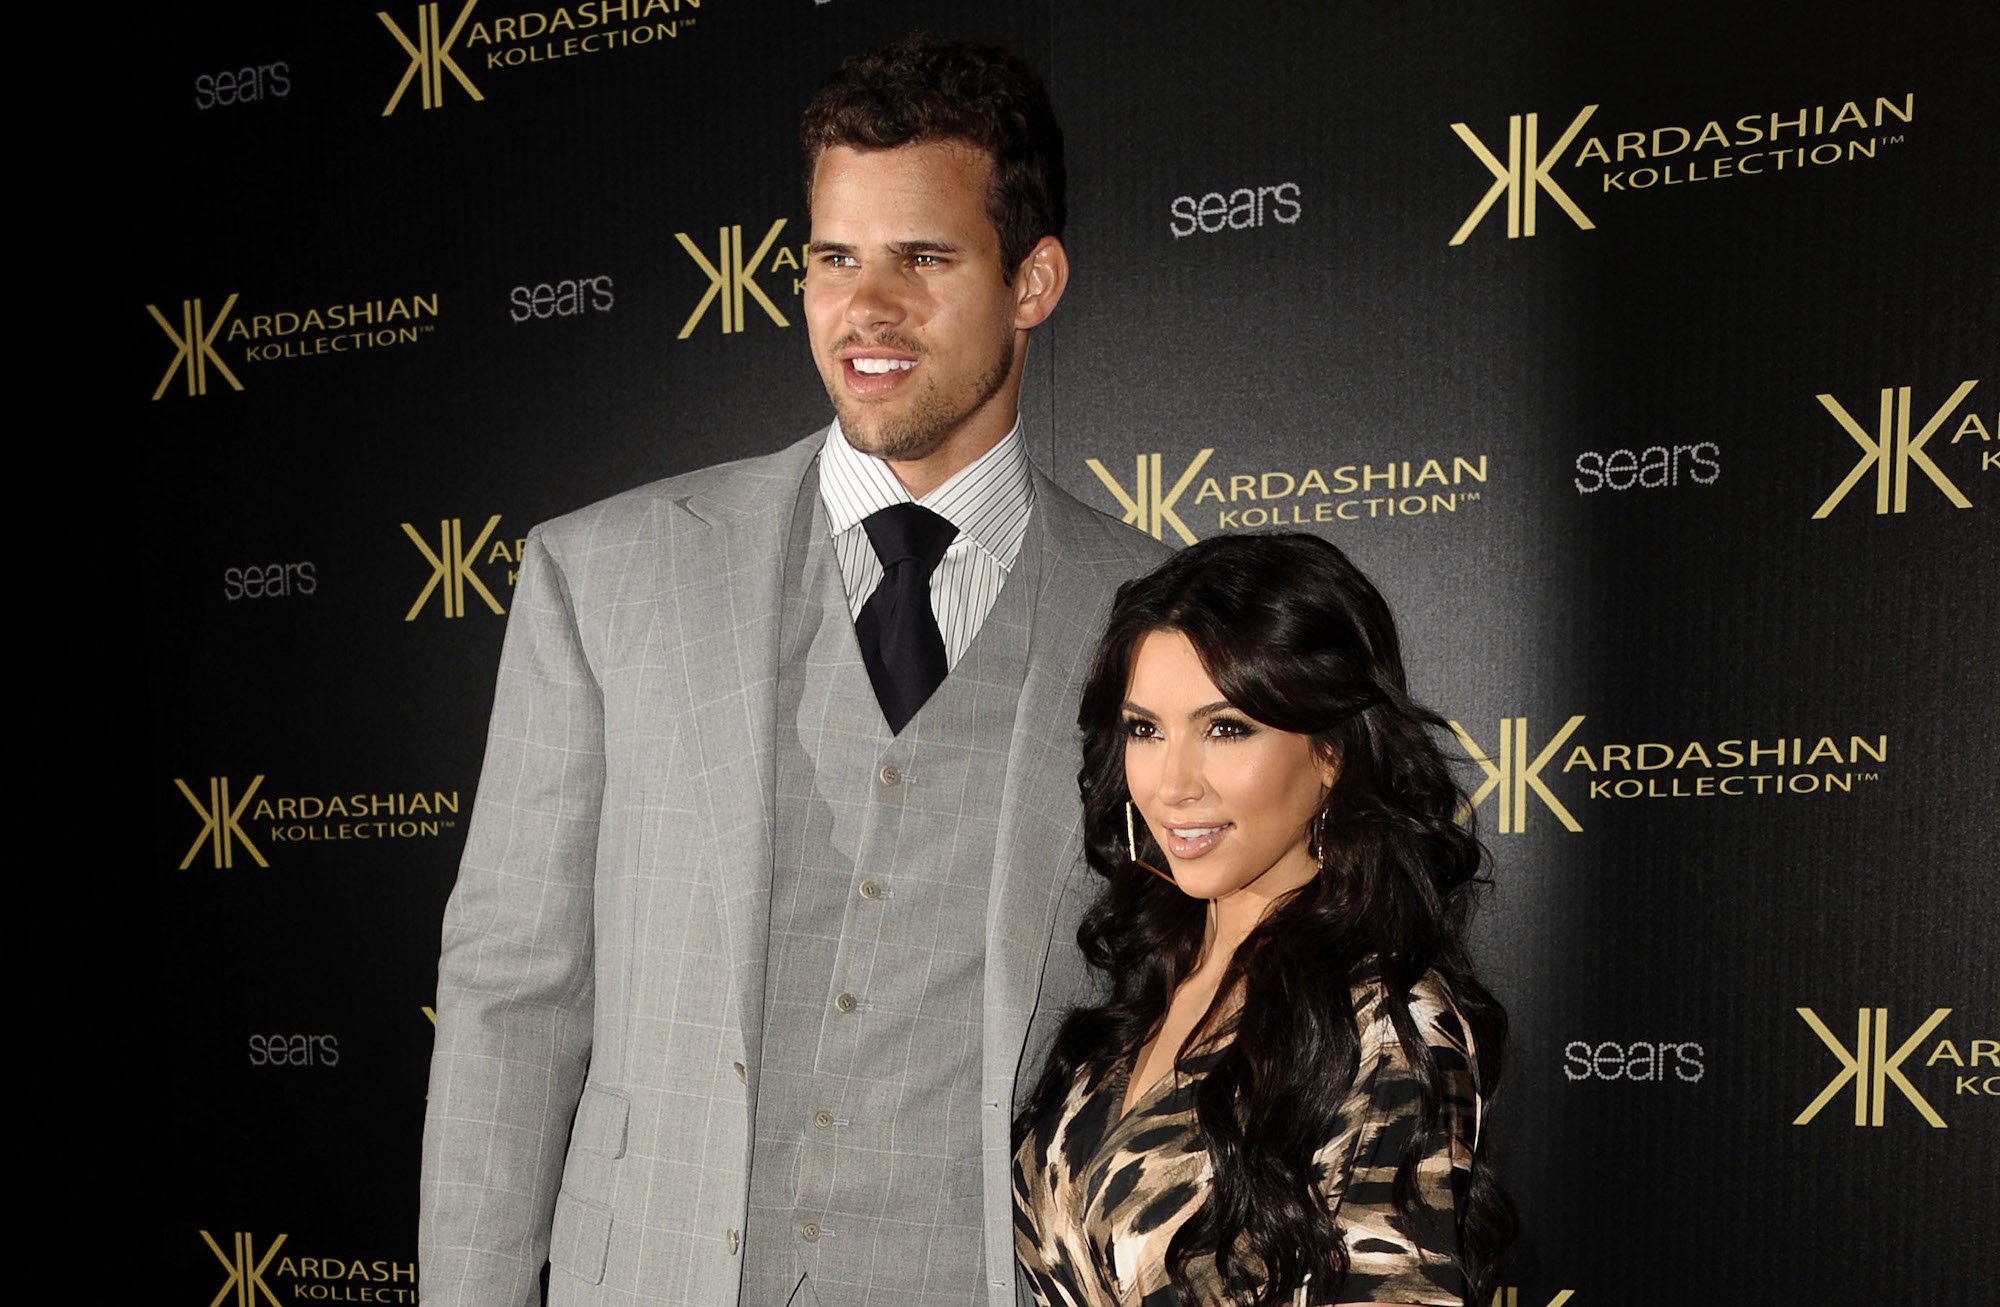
[420,530,604,1307]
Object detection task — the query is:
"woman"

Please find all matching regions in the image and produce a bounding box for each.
[1014,533,1510,1307]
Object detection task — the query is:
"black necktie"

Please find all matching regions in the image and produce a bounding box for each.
[855,503,958,734]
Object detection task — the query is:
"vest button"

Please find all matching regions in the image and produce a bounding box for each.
[732,1061,747,1084]
[878,763,902,786]
[813,1108,835,1130]
[834,992,859,1014]
[800,1222,822,1243]
[858,879,883,900]
[725,1228,740,1255]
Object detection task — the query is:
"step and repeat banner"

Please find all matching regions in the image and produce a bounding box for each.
[123,1,1994,1303]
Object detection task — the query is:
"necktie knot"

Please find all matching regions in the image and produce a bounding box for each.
[862,502,957,575]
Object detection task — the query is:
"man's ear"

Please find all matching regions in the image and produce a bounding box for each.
[1012,235,1069,330]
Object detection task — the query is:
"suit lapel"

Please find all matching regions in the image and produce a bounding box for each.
[983,474,1116,1079]
[662,435,822,1080]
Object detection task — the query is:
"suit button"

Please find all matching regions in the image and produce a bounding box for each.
[878,763,902,786]
[813,1108,834,1130]
[800,1222,822,1243]
[732,1061,747,1084]
[834,992,858,1014]
[725,1229,740,1255]
[858,879,883,900]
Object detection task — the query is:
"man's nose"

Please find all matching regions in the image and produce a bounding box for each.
[844,262,910,331]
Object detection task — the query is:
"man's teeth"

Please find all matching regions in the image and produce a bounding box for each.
[1171,825,1226,838]
[851,358,916,374]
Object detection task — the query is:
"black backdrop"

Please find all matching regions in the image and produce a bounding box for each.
[117,2,1996,1302]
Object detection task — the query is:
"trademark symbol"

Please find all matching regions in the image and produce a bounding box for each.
[1858,772,1880,783]
[419,324,436,334]
[1880,134,1904,145]
[1461,491,1482,503]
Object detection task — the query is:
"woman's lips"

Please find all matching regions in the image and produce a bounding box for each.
[1164,822,1231,858]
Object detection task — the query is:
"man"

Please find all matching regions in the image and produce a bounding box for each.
[418,33,1168,1307]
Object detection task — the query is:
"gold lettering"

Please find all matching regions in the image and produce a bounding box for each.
[1928,1039,1965,1067]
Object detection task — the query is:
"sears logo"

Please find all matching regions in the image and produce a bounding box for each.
[509,275,614,323]
[1169,182,1301,238]
[224,561,316,601]
[248,1033,340,1067]
[195,61,291,110]
[1574,442,1719,493]
[1563,1038,1705,1083]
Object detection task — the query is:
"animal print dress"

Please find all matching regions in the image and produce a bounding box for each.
[1012,975,1477,1306]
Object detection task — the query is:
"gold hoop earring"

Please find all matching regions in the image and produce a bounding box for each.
[1125,801,1177,886]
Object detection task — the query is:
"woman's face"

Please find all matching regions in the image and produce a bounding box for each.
[1122,629,1334,917]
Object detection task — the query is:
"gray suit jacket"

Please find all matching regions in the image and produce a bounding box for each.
[420,430,1168,1307]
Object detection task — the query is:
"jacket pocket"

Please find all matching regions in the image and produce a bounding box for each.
[571,1082,630,1158]
[549,1189,612,1285]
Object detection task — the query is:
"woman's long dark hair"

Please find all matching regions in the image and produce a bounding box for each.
[1018,532,1512,1305]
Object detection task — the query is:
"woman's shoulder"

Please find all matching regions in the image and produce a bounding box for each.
[1350,969,1474,1063]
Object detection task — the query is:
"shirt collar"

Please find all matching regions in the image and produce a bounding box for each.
[819,417,1035,570]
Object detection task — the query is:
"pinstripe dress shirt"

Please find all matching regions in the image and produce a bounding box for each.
[819,420,1034,664]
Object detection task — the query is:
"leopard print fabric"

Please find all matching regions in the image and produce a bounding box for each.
[1012,975,1477,1306]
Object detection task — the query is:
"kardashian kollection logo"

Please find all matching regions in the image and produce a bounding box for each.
[1083,448,1489,542]
[379,0,706,115]
[1449,92,1916,243]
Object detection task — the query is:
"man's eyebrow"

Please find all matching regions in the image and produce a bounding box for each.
[807,239,964,258]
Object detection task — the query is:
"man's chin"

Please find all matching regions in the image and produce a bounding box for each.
[834,408,948,465]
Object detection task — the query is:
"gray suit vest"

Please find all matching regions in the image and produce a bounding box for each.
[744,468,1038,1306]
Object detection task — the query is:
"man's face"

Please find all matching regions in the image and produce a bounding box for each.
[804,141,1027,490]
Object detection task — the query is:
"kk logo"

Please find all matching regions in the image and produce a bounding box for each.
[1449,105,1597,245]
[176,776,268,869]
[676,219,791,337]
[1811,380,1978,517]
[1085,449,1214,544]
[1795,1006,1951,1128]
[380,0,483,115]
[1449,716,1585,834]
[402,515,506,620]
[148,295,242,399]
[201,1229,288,1307]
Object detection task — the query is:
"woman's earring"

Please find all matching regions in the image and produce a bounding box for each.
[1308,810,1327,865]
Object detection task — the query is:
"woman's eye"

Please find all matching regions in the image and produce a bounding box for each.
[1208,716,1255,739]
[1121,718,1157,740]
